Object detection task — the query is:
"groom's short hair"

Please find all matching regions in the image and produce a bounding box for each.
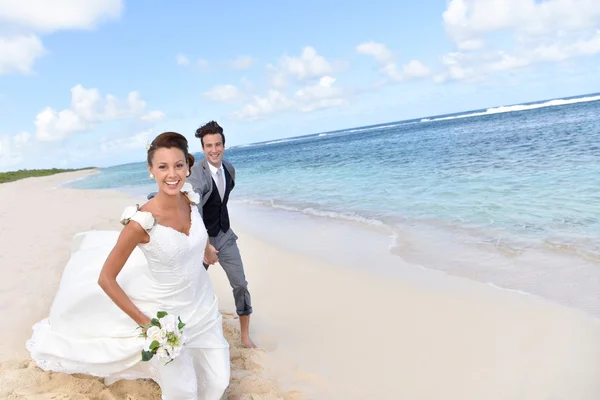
[195,120,225,147]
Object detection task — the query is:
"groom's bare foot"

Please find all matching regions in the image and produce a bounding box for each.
[239,315,256,348]
[241,335,257,349]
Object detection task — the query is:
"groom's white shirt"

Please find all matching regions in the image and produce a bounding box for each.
[207,162,226,191]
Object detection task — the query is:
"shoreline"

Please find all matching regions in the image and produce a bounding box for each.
[228,200,600,320]
[4,171,600,399]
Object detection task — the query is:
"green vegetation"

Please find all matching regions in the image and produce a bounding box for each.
[0,167,95,184]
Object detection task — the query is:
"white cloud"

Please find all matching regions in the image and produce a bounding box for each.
[0,0,123,32]
[294,76,347,112]
[356,41,394,64]
[267,65,288,89]
[357,41,430,82]
[488,52,531,72]
[175,54,210,71]
[531,31,600,61]
[277,46,333,81]
[444,0,600,49]
[235,90,293,121]
[229,56,256,70]
[235,76,346,120]
[34,84,164,142]
[204,84,243,103]
[0,0,122,75]
[434,52,475,82]
[35,108,87,142]
[260,46,343,92]
[402,60,431,78]
[232,46,348,120]
[0,35,46,74]
[100,129,153,153]
[435,30,600,83]
[140,110,166,122]
[438,0,600,81]
[176,53,190,66]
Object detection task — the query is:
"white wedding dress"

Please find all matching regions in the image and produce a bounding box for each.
[26,185,230,400]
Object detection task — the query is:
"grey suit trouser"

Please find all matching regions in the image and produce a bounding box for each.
[204,228,253,316]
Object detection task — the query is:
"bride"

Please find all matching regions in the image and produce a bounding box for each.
[26,132,230,400]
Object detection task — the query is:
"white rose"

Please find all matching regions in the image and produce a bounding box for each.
[169,345,181,359]
[180,182,200,205]
[120,205,138,226]
[186,191,200,205]
[145,326,160,339]
[159,314,177,332]
[136,212,156,231]
[156,347,169,360]
[119,205,155,230]
[146,326,167,345]
[181,182,193,193]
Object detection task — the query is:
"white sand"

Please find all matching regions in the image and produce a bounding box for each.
[3,171,600,399]
[209,230,600,399]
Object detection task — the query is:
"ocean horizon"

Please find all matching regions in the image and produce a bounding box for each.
[67,92,600,318]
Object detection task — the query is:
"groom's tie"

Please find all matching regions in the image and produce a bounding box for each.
[216,168,225,201]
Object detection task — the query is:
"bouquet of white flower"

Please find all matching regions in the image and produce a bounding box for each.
[139,311,186,365]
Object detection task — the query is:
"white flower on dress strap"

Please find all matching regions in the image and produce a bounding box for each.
[120,205,156,231]
[180,182,200,205]
[135,212,156,231]
[120,205,139,226]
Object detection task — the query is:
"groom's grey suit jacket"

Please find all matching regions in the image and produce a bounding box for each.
[186,157,236,219]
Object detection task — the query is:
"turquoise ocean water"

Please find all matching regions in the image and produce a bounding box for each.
[69,93,600,317]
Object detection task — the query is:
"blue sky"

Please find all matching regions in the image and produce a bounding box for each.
[1,0,600,171]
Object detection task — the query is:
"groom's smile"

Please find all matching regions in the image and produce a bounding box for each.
[201,133,225,168]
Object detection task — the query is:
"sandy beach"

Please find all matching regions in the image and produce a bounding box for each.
[3,171,600,399]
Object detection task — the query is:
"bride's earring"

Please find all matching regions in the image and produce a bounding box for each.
[186,170,190,177]
[149,173,154,179]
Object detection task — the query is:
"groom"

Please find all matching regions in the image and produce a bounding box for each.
[187,121,256,349]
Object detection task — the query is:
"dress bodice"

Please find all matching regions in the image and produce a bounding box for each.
[119,183,208,289]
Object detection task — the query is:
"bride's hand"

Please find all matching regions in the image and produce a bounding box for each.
[204,244,219,265]
[138,315,152,333]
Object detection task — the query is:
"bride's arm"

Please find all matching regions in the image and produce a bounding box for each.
[98,223,151,327]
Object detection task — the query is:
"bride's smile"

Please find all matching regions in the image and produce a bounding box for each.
[148,147,189,195]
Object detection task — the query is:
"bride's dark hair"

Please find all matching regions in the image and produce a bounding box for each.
[147,132,195,174]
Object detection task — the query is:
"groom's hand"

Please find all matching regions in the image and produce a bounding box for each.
[204,244,219,265]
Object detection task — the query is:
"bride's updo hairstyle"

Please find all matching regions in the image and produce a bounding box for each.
[147,132,195,175]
